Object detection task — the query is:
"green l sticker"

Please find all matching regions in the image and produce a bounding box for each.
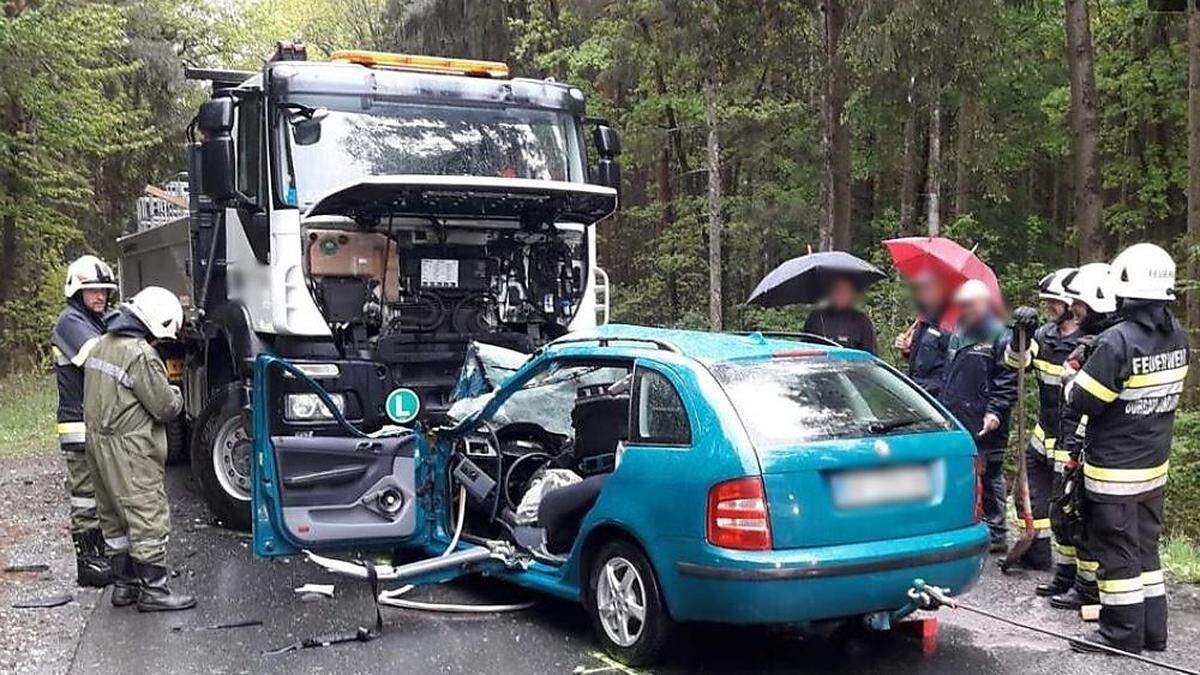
[385,387,421,424]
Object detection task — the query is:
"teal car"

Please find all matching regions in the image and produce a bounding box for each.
[251,324,988,665]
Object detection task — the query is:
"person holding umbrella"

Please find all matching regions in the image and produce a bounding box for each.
[802,275,878,353]
[892,270,954,397]
[747,250,883,353]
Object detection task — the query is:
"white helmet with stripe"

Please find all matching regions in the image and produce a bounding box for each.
[1062,262,1116,314]
[64,255,118,299]
[1110,243,1175,301]
[123,286,183,340]
[1038,267,1075,303]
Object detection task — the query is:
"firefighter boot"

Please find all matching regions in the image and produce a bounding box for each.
[1049,586,1097,611]
[135,561,196,612]
[108,552,140,607]
[72,530,112,588]
[1036,563,1076,597]
[1070,629,1141,656]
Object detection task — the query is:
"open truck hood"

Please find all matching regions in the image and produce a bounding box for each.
[304,175,618,225]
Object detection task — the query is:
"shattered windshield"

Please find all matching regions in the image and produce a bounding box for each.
[276,95,585,207]
[711,358,951,448]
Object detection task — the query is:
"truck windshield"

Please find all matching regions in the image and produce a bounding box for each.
[276,95,585,207]
[711,358,952,448]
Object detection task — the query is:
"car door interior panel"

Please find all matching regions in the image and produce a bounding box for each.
[271,434,418,544]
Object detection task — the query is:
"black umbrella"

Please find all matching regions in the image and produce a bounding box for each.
[747,251,884,307]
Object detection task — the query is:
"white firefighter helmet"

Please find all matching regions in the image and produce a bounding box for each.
[1038,267,1075,303]
[63,255,118,299]
[1110,243,1175,301]
[1062,262,1116,314]
[124,286,183,340]
[953,278,991,304]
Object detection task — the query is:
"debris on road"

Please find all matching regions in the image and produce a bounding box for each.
[11,594,72,609]
[294,583,335,599]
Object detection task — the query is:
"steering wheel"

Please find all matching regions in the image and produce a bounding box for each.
[503,450,553,512]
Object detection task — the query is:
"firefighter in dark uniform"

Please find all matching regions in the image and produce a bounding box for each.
[1004,267,1081,571]
[1042,263,1116,610]
[1064,244,1187,655]
[937,280,1019,552]
[896,270,953,397]
[51,255,118,587]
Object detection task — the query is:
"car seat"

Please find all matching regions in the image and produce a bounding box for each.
[569,381,630,475]
[537,474,609,554]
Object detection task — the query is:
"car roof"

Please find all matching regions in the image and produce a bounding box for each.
[551,323,872,366]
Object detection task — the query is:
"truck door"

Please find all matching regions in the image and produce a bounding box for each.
[250,354,424,558]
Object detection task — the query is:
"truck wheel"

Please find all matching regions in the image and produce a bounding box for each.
[191,384,251,530]
[587,539,674,666]
[165,418,188,465]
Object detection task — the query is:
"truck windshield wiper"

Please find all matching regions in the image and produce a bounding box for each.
[867,417,927,435]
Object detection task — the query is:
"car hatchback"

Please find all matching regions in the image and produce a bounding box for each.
[250,324,989,665]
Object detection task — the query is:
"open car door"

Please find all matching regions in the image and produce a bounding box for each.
[251,354,425,558]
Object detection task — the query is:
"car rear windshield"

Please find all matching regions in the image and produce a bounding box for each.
[711,358,952,448]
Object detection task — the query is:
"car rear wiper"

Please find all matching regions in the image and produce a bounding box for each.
[867,417,927,435]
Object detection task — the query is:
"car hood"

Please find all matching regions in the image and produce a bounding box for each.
[304,175,618,225]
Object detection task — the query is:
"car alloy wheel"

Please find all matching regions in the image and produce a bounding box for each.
[595,556,647,647]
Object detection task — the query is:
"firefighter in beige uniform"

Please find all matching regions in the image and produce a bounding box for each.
[84,286,195,612]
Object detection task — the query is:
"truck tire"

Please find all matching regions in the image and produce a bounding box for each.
[191,384,252,530]
[165,418,188,466]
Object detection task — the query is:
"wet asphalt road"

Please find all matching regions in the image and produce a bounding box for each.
[65,466,1200,674]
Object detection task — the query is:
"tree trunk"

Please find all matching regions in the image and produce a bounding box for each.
[1064,0,1105,259]
[703,74,723,332]
[819,0,851,250]
[899,82,919,234]
[926,95,942,236]
[1187,0,1200,403]
[954,96,975,219]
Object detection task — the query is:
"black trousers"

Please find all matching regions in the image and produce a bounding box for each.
[980,456,1006,540]
[1086,491,1166,651]
[1023,447,1054,563]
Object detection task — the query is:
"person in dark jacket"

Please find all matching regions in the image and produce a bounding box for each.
[52,255,118,587]
[1004,268,1082,572]
[802,275,877,354]
[896,270,952,397]
[1064,244,1187,656]
[937,280,1018,552]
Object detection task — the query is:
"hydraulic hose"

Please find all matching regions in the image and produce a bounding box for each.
[376,486,537,614]
[910,582,1199,675]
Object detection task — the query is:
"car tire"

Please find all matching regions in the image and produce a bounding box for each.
[165,418,188,465]
[586,539,675,666]
[190,384,252,530]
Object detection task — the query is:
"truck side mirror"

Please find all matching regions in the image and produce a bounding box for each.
[197,98,237,202]
[591,124,621,191]
[593,125,621,158]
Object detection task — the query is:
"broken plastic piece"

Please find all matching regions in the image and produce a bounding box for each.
[3,563,50,574]
[294,583,335,598]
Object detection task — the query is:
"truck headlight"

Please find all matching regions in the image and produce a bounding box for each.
[284,393,345,421]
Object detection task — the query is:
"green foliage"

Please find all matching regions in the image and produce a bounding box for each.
[1166,410,1200,541]
[1163,536,1200,584]
[0,371,54,457]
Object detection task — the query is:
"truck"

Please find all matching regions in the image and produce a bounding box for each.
[116,44,622,529]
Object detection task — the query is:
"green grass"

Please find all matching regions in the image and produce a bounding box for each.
[0,371,56,458]
[1163,536,1200,584]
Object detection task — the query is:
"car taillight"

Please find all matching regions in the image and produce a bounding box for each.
[707,477,772,551]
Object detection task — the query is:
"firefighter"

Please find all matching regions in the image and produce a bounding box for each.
[936,279,1018,552]
[51,255,119,587]
[1004,268,1081,571]
[1043,263,1116,610]
[84,286,196,612]
[1063,244,1187,654]
[895,270,953,397]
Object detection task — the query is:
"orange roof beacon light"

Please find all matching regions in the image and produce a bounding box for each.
[329,50,509,78]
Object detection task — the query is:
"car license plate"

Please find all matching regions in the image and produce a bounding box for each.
[831,464,931,508]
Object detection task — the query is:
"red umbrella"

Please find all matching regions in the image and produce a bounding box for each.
[883,236,1004,329]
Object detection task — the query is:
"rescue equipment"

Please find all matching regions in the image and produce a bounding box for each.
[1000,327,1035,573]
[908,581,1198,675]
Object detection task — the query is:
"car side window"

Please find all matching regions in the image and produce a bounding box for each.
[236,96,262,203]
[631,367,691,446]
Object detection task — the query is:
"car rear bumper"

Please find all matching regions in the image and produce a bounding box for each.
[659,523,988,624]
